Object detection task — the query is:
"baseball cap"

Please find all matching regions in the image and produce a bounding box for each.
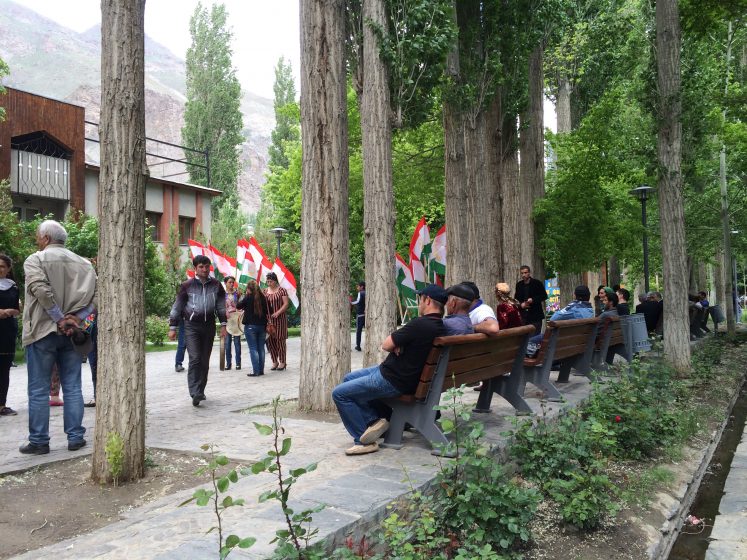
[417,284,448,305]
[447,283,476,301]
[574,285,591,300]
[460,281,480,299]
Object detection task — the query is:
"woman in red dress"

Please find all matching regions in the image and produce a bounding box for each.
[264,272,290,370]
[494,282,524,329]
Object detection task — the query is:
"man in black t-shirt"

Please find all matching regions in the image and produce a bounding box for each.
[515,265,548,335]
[332,284,447,456]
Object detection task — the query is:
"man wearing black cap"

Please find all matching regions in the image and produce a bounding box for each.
[332,284,447,455]
[443,284,475,335]
[460,281,501,336]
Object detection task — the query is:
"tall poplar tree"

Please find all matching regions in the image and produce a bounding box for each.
[93,0,147,483]
[268,57,299,170]
[299,0,351,412]
[182,2,243,206]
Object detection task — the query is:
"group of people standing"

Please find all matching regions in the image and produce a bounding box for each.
[168,257,290,407]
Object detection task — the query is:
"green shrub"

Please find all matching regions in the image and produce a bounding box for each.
[546,468,619,529]
[584,359,680,460]
[145,315,169,346]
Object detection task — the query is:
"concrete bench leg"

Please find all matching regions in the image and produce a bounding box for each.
[381,403,408,450]
[556,361,572,383]
[525,367,563,402]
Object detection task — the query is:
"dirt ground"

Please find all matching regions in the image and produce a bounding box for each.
[0,449,208,559]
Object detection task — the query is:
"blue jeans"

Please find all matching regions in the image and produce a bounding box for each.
[332,366,401,444]
[175,319,186,366]
[244,325,266,375]
[26,333,85,446]
[225,333,241,367]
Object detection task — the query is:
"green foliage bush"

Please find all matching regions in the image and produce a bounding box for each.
[145,315,169,346]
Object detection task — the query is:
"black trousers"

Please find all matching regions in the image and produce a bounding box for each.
[355,315,365,349]
[0,354,11,406]
[185,321,216,398]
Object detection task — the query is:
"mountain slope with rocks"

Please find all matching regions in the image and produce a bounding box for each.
[0,0,271,214]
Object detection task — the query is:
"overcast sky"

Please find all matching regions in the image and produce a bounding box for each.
[19,0,301,100]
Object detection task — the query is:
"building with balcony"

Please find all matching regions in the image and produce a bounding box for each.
[0,87,220,244]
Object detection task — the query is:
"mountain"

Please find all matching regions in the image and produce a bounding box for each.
[0,0,272,214]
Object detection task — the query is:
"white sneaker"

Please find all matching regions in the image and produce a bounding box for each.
[345,442,380,456]
[360,418,390,445]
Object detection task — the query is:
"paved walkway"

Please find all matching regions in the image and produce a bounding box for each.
[705,413,747,560]
[1,334,594,559]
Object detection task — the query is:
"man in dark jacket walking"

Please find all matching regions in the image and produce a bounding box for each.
[515,265,548,334]
[168,255,227,406]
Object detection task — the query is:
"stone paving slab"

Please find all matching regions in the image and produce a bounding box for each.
[3,333,596,559]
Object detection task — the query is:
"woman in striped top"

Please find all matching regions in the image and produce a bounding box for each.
[264,272,290,370]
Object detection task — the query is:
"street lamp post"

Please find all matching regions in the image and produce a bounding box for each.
[270,227,287,260]
[630,185,655,293]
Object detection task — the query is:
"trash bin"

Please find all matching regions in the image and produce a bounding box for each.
[710,304,725,324]
[622,313,651,354]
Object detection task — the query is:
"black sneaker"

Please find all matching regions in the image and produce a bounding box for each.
[175,364,185,372]
[192,395,201,406]
[0,406,17,416]
[236,365,241,370]
[68,439,87,451]
[354,347,362,351]
[19,443,50,455]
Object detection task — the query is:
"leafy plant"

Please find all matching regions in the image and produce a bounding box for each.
[105,431,125,487]
[546,469,620,529]
[145,315,169,346]
[251,396,325,560]
[179,444,256,559]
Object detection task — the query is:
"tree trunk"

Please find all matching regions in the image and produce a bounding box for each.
[92,0,147,483]
[555,75,577,304]
[608,257,621,288]
[519,45,545,280]
[464,109,498,309]
[656,0,691,372]
[299,0,351,411]
[485,94,503,282]
[500,113,521,291]
[556,76,573,134]
[443,1,469,288]
[360,0,395,365]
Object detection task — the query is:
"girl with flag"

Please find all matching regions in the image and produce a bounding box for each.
[223,276,241,370]
[264,272,289,370]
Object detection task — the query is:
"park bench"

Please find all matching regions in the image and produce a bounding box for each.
[592,313,652,371]
[515,317,600,402]
[380,325,535,453]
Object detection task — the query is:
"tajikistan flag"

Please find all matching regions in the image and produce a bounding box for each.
[429,225,446,277]
[236,239,257,288]
[271,259,299,310]
[395,253,417,299]
[208,245,236,282]
[248,237,274,284]
[409,217,430,289]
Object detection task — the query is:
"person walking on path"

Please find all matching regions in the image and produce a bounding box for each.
[350,281,366,351]
[0,254,20,416]
[332,284,447,455]
[237,280,268,377]
[174,319,186,372]
[20,220,97,455]
[514,265,548,335]
[223,276,241,370]
[264,272,289,371]
[168,255,227,407]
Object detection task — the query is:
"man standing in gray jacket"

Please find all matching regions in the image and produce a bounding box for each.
[168,255,227,406]
[20,220,97,455]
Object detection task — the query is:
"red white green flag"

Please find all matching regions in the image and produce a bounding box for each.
[248,237,274,283]
[236,239,257,288]
[187,239,215,277]
[395,252,416,298]
[429,224,446,278]
[271,258,299,310]
[409,217,430,289]
[208,244,235,281]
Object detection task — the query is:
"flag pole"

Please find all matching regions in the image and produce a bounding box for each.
[396,289,405,325]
